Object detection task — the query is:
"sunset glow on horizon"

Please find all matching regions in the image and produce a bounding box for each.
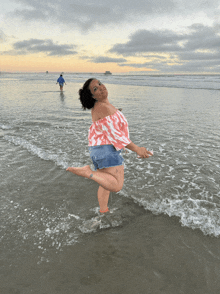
[1,1,220,74]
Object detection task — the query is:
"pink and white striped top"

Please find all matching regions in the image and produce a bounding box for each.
[88,110,131,151]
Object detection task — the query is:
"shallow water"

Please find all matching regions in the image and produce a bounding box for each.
[1,73,220,268]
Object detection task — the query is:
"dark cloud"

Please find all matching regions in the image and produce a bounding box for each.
[182,24,220,51]
[10,0,220,31]
[109,29,185,55]
[110,24,220,72]
[163,60,220,73]
[110,24,220,55]
[91,56,127,63]
[119,60,220,73]
[11,0,217,30]
[180,51,220,61]
[6,38,77,56]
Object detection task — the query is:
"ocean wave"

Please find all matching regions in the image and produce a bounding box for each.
[131,195,220,237]
[4,135,69,169]
[2,73,220,90]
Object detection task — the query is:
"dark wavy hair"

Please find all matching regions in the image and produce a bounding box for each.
[79,78,97,110]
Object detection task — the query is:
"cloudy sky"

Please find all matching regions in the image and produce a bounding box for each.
[1,0,220,73]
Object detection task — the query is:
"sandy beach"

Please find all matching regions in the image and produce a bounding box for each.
[2,189,220,294]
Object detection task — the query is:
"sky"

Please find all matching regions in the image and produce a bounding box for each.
[1,0,220,74]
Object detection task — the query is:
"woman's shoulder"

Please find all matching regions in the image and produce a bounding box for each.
[92,102,117,122]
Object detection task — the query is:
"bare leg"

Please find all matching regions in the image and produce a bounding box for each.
[66,165,124,193]
[97,186,110,212]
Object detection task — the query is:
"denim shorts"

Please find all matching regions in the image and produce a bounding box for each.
[88,145,124,170]
[59,83,63,86]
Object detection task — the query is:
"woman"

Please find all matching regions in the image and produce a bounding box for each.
[66,78,153,213]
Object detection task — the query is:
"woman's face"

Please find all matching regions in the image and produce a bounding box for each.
[89,79,108,101]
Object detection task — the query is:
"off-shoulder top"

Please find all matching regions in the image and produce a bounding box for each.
[88,110,131,151]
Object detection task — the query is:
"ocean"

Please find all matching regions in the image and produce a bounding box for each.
[1,72,220,293]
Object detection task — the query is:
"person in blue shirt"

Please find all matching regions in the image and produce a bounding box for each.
[56,74,66,91]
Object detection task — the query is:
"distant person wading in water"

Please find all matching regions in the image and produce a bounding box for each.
[66,78,153,213]
[56,74,66,91]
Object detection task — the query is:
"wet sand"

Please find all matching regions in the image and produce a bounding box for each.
[1,197,220,294]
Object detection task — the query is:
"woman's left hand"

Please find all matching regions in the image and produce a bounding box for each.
[137,147,153,158]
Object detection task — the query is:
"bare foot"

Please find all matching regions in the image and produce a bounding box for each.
[66,165,92,178]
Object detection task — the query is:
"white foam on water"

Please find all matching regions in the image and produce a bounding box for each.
[4,135,70,169]
[120,143,220,238]
[78,209,122,233]
[68,214,81,220]
[78,217,103,233]
[0,124,12,130]
[131,195,220,237]
[0,199,81,259]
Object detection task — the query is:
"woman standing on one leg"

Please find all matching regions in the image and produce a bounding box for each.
[66,78,153,213]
